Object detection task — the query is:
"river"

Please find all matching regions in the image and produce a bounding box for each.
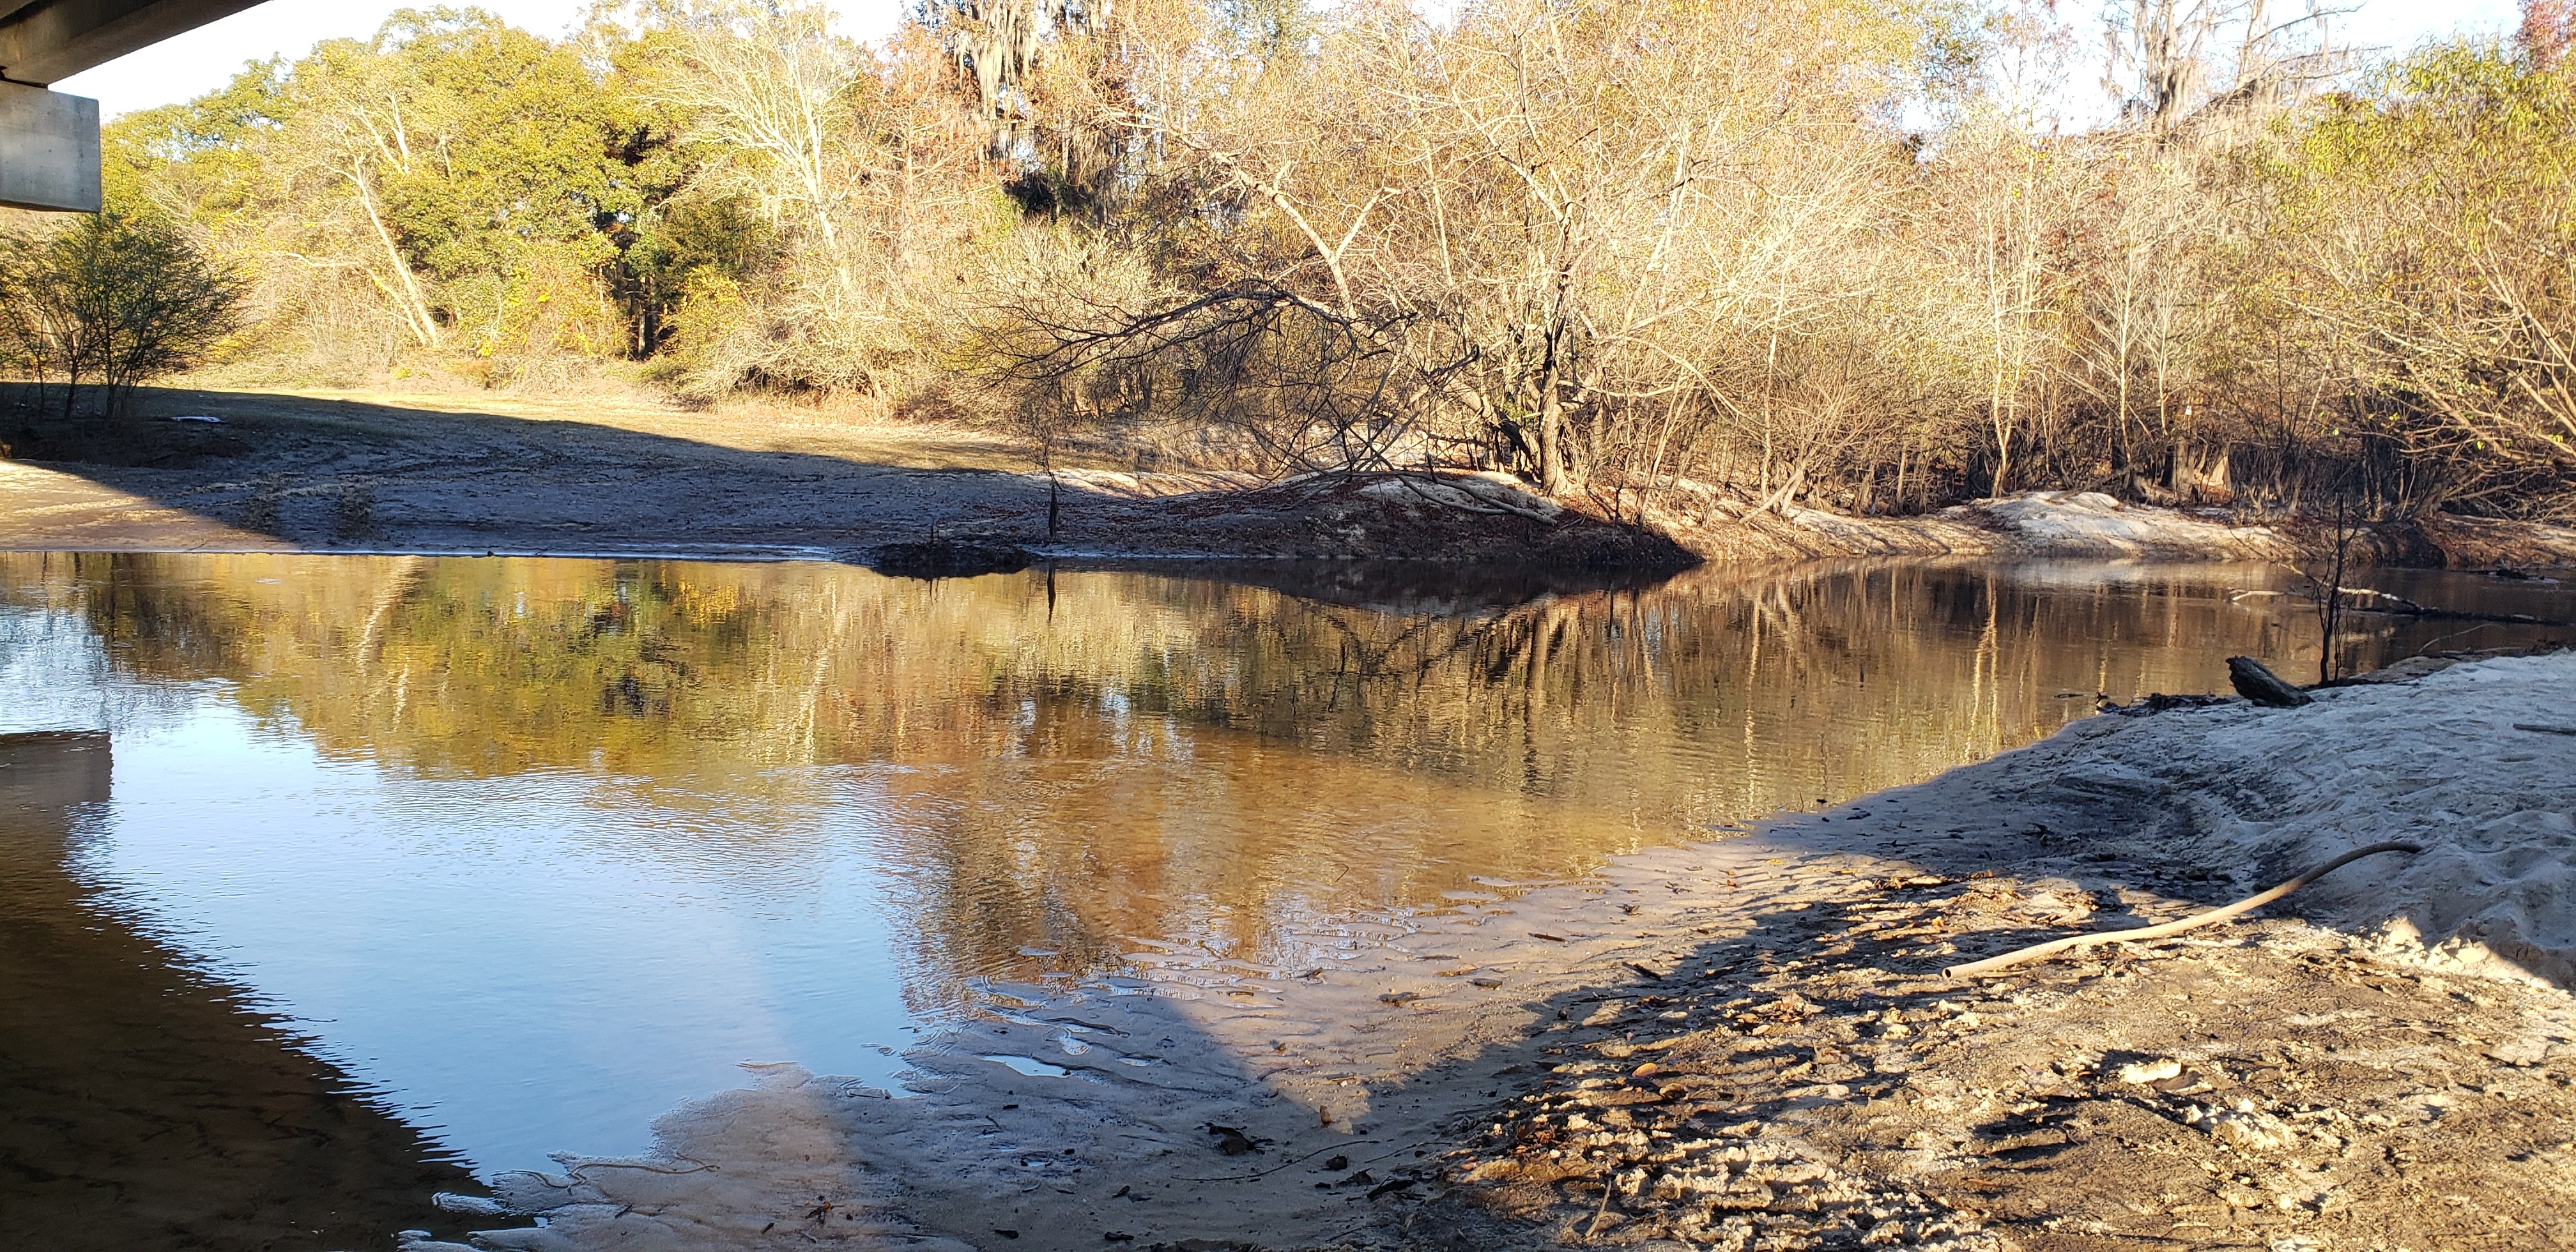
[1,553,2565,1249]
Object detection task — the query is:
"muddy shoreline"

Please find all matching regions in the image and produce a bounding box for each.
[8,386,2576,574]
[385,651,2576,1252]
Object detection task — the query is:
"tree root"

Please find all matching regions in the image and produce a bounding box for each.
[1944,841,2424,978]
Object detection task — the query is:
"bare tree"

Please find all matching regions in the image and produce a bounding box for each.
[979,0,1928,510]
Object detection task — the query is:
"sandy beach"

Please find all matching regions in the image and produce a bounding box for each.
[11,388,2576,572]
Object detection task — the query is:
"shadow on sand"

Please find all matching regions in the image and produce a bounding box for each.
[0,383,1699,585]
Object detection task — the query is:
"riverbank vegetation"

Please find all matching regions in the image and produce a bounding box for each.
[0,212,247,420]
[6,0,2576,524]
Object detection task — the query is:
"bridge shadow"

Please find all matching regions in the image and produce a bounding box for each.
[0,381,1087,558]
[0,731,509,1251]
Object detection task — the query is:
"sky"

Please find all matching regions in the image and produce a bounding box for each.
[50,0,2528,122]
[51,1,910,116]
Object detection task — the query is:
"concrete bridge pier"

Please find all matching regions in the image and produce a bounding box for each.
[0,0,265,211]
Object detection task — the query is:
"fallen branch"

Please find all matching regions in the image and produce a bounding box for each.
[2234,584,2571,628]
[570,1154,716,1175]
[1943,841,2423,979]
[1175,1136,1395,1184]
[2339,587,2570,627]
[1388,472,1559,521]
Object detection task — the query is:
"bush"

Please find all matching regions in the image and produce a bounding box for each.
[0,212,249,419]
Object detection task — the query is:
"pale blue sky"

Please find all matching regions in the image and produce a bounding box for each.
[52,0,2527,121]
[53,1,910,116]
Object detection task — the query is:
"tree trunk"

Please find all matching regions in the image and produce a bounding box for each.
[346,164,439,347]
[1537,363,1569,497]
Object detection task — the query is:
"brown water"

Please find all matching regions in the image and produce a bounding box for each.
[1,552,2565,1248]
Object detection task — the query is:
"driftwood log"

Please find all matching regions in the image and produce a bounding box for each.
[2341,587,2572,627]
[1945,841,2423,978]
[2227,655,2313,707]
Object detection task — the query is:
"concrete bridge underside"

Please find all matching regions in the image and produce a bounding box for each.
[0,0,264,211]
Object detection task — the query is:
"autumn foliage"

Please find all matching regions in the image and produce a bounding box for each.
[18,0,2576,520]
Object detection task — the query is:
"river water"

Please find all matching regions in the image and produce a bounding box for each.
[1,553,2566,1248]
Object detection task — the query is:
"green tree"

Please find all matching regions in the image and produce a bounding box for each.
[2255,44,2576,517]
[102,8,707,382]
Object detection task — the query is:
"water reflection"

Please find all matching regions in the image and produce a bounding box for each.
[0,551,2563,1180]
[0,731,480,1251]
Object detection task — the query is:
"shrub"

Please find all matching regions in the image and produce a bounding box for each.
[0,212,249,419]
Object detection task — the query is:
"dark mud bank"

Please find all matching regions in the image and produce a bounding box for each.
[1041,471,1703,575]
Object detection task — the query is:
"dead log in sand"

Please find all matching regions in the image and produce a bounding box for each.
[1945,841,2423,978]
[2227,656,2312,707]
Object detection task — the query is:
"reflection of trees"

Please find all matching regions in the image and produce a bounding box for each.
[13,552,2326,1008]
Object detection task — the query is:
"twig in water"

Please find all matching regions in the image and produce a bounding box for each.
[572,1155,717,1175]
[2409,622,2509,657]
[1943,841,2423,978]
[2513,723,2576,737]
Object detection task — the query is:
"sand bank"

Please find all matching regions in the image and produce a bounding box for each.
[1650,485,2576,569]
[10,388,2576,570]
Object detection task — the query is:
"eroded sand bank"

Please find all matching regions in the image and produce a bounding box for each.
[410,653,2576,1252]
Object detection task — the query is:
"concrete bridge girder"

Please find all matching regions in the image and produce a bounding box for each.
[0,0,266,211]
